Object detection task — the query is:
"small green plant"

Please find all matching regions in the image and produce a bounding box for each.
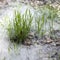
[35,4,59,37]
[7,9,33,44]
[36,14,45,37]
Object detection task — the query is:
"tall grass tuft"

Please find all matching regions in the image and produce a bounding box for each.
[36,14,45,37]
[7,9,33,44]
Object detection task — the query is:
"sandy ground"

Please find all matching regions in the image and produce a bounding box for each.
[0,2,60,60]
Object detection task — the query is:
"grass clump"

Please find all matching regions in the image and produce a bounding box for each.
[7,9,33,44]
[35,4,59,37]
[36,14,45,37]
